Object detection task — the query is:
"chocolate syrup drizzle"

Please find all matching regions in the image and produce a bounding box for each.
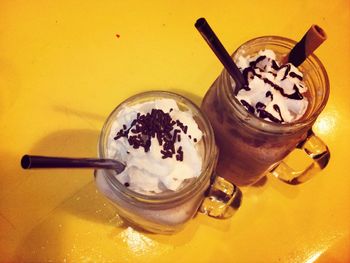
[262,78,304,100]
[238,55,305,123]
[265,91,273,100]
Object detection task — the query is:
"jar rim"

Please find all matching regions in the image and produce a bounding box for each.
[98,90,216,203]
[225,35,330,134]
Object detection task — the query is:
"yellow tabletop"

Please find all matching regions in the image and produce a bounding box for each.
[1,0,349,262]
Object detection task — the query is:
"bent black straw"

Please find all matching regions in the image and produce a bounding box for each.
[195,18,246,89]
[21,155,125,174]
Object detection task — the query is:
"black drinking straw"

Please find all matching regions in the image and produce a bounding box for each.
[21,155,125,174]
[195,18,246,89]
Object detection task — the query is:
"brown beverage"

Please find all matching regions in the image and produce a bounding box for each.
[201,36,330,187]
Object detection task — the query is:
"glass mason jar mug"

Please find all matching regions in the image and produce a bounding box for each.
[201,36,330,187]
[95,91,240,234]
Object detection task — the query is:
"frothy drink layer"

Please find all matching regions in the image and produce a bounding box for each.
[107,99,203,194]
[235,49,309,123]
[96,98,207,232]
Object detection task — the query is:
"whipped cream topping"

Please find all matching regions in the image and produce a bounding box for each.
[235,49,308,123]
[107,99,203,195]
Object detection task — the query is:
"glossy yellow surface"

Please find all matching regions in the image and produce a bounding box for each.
[1,0,349,262]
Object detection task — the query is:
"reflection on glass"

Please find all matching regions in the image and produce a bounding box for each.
[313,111,337,136]
[304,249,326,263]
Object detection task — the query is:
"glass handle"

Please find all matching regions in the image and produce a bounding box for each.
[271,129,330,185]
[199,176,242,219]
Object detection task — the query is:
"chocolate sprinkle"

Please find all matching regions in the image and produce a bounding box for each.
[114,109,197,161]
[176,146,183,161]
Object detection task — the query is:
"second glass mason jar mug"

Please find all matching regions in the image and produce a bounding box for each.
[201,36,330,187]
[95,91,240,234]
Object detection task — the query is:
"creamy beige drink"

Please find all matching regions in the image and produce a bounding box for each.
[95,92,217,233]
[106,98,204,193]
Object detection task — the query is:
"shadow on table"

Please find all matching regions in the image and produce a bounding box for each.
[26,129,127,224]
[13,129,130,261]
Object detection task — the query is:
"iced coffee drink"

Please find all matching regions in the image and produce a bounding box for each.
[95,91,218,233]
[201,36,330,186]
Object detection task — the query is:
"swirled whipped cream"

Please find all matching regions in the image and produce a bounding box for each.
[235,49,308,123]
[107,99,203,194]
